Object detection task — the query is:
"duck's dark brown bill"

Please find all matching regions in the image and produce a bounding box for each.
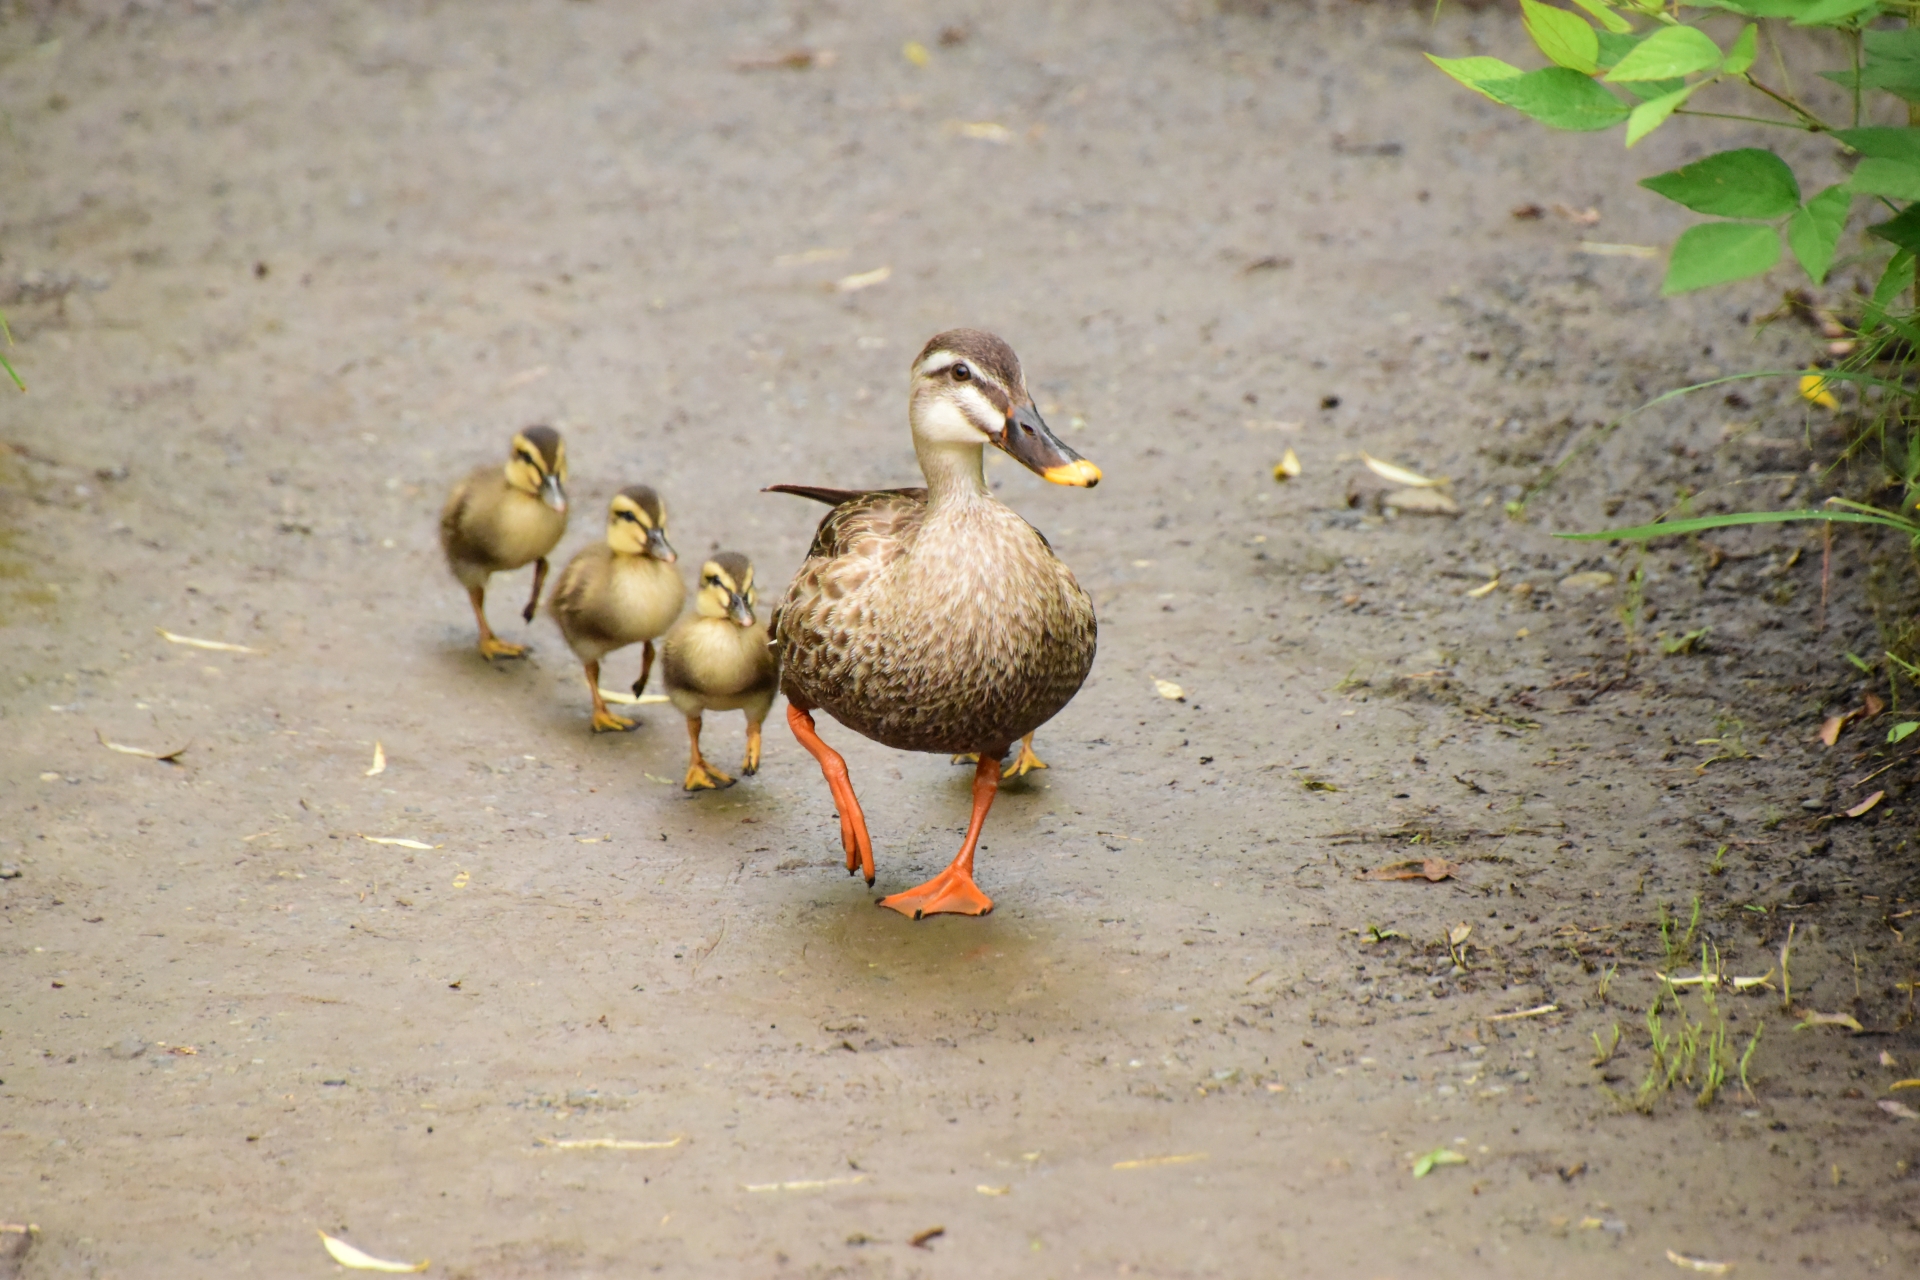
[645,526,677,563]
[997,403,1102,488]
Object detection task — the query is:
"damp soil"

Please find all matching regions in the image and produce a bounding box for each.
[2,2,1918,1277]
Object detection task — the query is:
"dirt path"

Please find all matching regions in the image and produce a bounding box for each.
[3,2,1917,1276]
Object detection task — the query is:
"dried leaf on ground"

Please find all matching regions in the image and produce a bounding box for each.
[1411,1147,1467,1178]
[362,836,439,850]
[1112,1153,1207,1170]
[1879,1099,1920,1120]
[318,1231,428,1273]
[1888,1078,1920,1090]
[1384,487,1459,515]
[951,121,1013,143]
[94,730,189,762]
[975,1184,1010,1195]
[1558,571,1615,593]
[1795,1010,1864,1032]
[1665,1250,1734,1275]
[743,1175,867,1192]
[1844,791,1884,818]
[366,742,386,776]
[834,266,891,293]
[1272,448,1301,481]
[732,48,836,70]
[1359,452,1440,487]
[598,688,671,706]
[1466,576,1501,598]
[1818,713,1850,747]
[1448,923,1473,947]
[1357,857,1460,883]
[909,1226,945,1248]
[1487,1003,1559,1021]
[157,628,260,653]
[1152,678,1186,701]
[536,1136,681,1150]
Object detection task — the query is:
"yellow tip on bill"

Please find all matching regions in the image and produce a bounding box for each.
[1043,458,1103,487]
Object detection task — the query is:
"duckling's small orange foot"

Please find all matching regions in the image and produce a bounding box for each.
[478,637,527,660]
[683,761,735,791]
[878,867,994,920]
[591,709,636,733]
[1001,740,1048,779]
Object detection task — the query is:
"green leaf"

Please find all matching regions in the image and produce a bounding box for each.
[1849,157,1920,201]
[1889,721,1919,745]
[1557,508,1920,542]
[1792,0,1879,27]
[1520,0,1599,74]
[1788,185,1852,284]
[1661,222,1780,295]
[1722,24,1758,76]
[1482,67,1630,132]
[1833,127,1920,164]
[1605,26,1722,82]
[1869,207,1920,256]
[1593,29,1640,71]
[1820,65,1920,104]
[1626,84,1695,148]
[1427,54,1525,103]
[1864,27,1920,63]
[1871,250,1915,311]
[1693,1,1828,14]
[1567,0,1632,35]
[1412,1147,1469,1178]
[1640,149,1800,219]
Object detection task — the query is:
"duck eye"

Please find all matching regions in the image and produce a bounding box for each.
[951,362,971,382]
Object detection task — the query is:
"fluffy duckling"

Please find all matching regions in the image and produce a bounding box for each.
[548,485,686,732]
[770,329,1099,918]
[440,425,569,658]
[661,552,777,790]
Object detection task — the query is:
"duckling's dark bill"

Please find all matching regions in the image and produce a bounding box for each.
[998,403,1101,487]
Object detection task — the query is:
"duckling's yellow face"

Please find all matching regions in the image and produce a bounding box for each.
[606,486,675,561]
[504,425,568,512]
[695,554,757,628]
[909,328,1101,487]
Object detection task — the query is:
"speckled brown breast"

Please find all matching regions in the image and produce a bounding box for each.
[774,489,1096,756]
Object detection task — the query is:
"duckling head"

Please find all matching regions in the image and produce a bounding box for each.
[505,425,568,513]
[694,552,757,628]
[909,329,1101,488]
[606,485,676,562]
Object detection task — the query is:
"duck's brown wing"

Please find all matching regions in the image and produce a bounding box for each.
[766,485,928,561]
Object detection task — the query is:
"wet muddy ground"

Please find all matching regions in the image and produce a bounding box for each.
[3,2,1919,1276]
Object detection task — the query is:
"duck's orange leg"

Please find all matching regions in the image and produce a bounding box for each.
[879,751,998,920]
[469,585,525,659]
[787,704,874,886]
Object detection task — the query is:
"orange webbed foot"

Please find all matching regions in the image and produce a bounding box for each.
[1001,735,1047,779]
[478,636,527,660]
[591,709,636,733]
[684,760,735,791]
[878,865,994,919]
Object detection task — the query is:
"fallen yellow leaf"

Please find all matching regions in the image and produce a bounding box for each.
[362,836,438,850]
[1384,487,1459,515]
[1795,1009,1864,1032]
[975,1184,1011,1195]
[902,40,930,67]
[597,688,671,706]
[1152,678,1186,701]
[953,121,1013,143]
[157,628,260,654]
[1466,576,1501,598]
[318,1231,428,1273]
[1799,372,1838,410]
[1844,790,1884,818]
[1665,1249,1734,1275]
[1359,452,1441,487]
[1272,448,1301,481]
[743,1175,868,1192]
[95,730,189,762]
[365,742,386,777]
[536,1136,681,1151]
[1112,1153,1207,1170]
[835,265,891,293]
